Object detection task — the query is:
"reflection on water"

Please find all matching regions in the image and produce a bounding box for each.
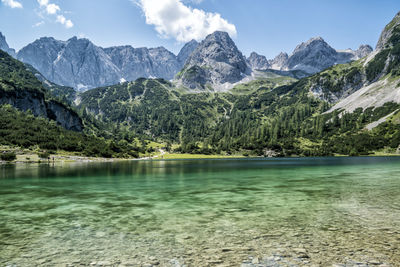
[1,157,400,266]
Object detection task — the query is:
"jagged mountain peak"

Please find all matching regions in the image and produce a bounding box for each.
[106,44,132,49]
[293,36,335,55]
[187,31,246,67]
[150,46,167,51]
[20,36,65,53]
[269,52,289,70]
[0,31,16,57]
[184,39,199,47]
[32,36,65,48]
[376,11,400,50]
[286,37,340,73]
[204,31,233,41]
[66,36,92,44]
[311,36,324,41]
[247,52,270,70]
[177,39,199,65]
[355,44,373,58]
[37,36,59,42]
[177,31,250,90]
[358,44,373,51]
[306,36,326,44]
[192,31,238,56]
[149,46,175,55]
[67,36,78,41]
[275,52,289,59]
[64,37,98,52]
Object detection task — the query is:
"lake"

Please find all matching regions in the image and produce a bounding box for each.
[0,157,399,266]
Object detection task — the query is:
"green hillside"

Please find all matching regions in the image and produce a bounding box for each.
[0,104,140,158]
[2,13,400,158]
[78,13,400,157]
[0,50,141,158]
[78,73,400,156]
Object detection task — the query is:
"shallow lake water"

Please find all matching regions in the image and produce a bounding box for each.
[0,157,399,266]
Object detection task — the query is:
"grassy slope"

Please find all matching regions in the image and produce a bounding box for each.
[0,104,143,159]
[0,50,147,159]
[78,74,301,144]
[77,55,400,157]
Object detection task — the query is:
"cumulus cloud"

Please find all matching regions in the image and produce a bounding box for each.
[56,15,74,28]
[46,3,60,14]
[37,0,73,28]
[135,0,237,42]
[37,0,48,6]
[1,0,23,8]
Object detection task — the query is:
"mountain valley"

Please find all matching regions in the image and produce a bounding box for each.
[1,11,400,159]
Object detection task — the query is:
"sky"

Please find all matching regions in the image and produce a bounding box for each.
[0,0,399,59]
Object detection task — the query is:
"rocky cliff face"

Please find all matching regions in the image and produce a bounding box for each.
[270,52,289,70]
[17,37,65,81]
[17,36,198,91]
[17,37,120,91]
[46,100,83,131]
[286,37,338,73]
[0,89,83,131]
[0,50,83,131]
[354,44,374,58]
[0,32,16,58]
[247,52,270,70]
[335,45,373,65]
[53,37,121,91]
[103,45,180,82]
[148,47,183,78]
[177,40,199,66]
[376,11,400,50]
[177,31,250,90]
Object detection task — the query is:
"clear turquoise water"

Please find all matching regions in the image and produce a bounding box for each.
[0,157,399,266]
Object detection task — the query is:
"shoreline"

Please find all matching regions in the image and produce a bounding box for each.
[1,152,399,165]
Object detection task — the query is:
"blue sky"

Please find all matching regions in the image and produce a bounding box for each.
[0,0,399,58]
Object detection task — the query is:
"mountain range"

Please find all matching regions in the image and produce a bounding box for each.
[1,11,400,158]
[247,38,372,74]
[15,36,198,91]
[1,29,371,91]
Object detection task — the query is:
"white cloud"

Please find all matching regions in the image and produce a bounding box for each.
[65,20,74,29]
[32,21,45,27]
[46,3,60,14]
[37,0,48,6]
[1,0,23,8]
[36,0,73,28]
[57,15,74,28]
[135,0,237,42]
